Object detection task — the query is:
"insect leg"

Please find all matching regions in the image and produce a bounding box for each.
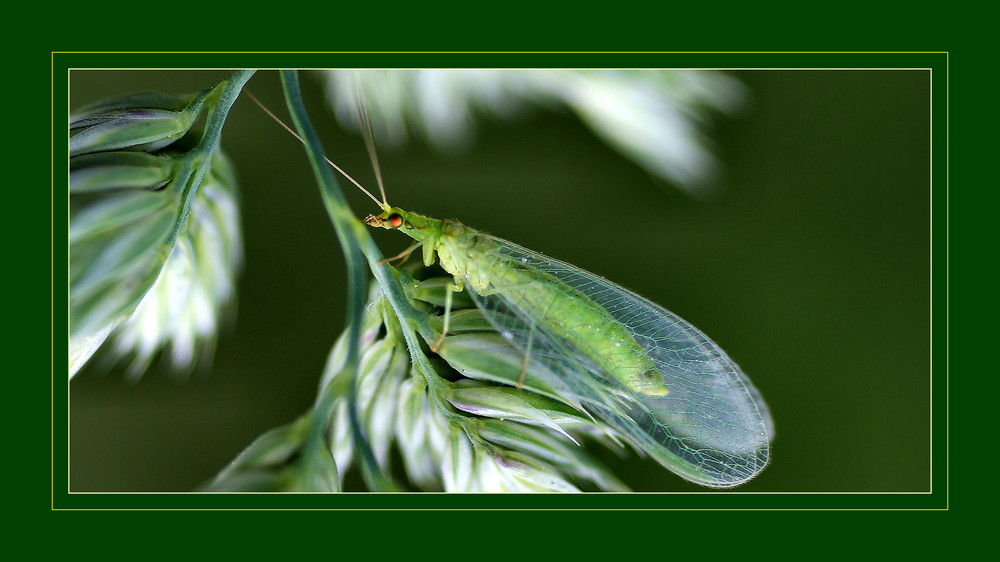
[516,325,535,390]
[430,283,455,353]
[378,241,422,266]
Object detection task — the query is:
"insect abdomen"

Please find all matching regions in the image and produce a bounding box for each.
[441,230,666,397]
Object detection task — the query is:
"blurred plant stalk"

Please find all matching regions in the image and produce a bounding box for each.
[69,71,253,379]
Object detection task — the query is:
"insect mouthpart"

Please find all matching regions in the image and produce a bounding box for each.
[363,214,385,228]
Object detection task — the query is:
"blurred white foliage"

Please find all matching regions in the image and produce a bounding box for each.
[69,154,242,379]
[322,69,747,198]
[109,162,242,379]
[69,84,245,380]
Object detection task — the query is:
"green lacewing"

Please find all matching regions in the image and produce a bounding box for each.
[252,86,773,487]
[365,205,773,487]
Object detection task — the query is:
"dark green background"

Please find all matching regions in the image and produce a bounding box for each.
[66,65,935,499]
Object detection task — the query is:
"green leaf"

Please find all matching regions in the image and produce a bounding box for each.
[446,382,587,443]
[70,151,176,193]
[477,420,630,492]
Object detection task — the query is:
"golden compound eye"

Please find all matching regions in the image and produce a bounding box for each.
[388,213,404,228]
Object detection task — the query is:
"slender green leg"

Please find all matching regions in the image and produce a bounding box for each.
[516,325,535,389]
[431,283,454,353]
[378,241,422,266]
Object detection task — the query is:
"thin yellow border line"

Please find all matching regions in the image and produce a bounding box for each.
[945,52,949,511]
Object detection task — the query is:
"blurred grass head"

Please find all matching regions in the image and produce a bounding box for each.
[69,86,243,379]
[323,69,747,198]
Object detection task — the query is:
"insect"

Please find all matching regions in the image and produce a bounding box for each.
[364,204,772,487]
[252,85,773,488]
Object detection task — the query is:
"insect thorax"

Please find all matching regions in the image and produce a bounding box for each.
[433,222,495,294]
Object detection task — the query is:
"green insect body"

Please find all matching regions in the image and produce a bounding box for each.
[366,207,665,399]
[366,206,771,487]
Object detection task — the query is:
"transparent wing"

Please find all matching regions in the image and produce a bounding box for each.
[463,234,772,488]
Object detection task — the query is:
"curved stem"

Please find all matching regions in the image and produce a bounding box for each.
[279,70,399,491]
[168,70,255,246]
[280,70,481,490]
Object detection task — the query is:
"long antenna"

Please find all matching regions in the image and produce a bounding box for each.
[243,88,385,209]
[353,88,389,208]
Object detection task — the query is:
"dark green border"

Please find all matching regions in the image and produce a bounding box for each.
[53,51,948,511]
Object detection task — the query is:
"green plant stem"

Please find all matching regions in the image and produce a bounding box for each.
[279,70,397,491]
[281,70,484,489]
[168,70,255,246]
